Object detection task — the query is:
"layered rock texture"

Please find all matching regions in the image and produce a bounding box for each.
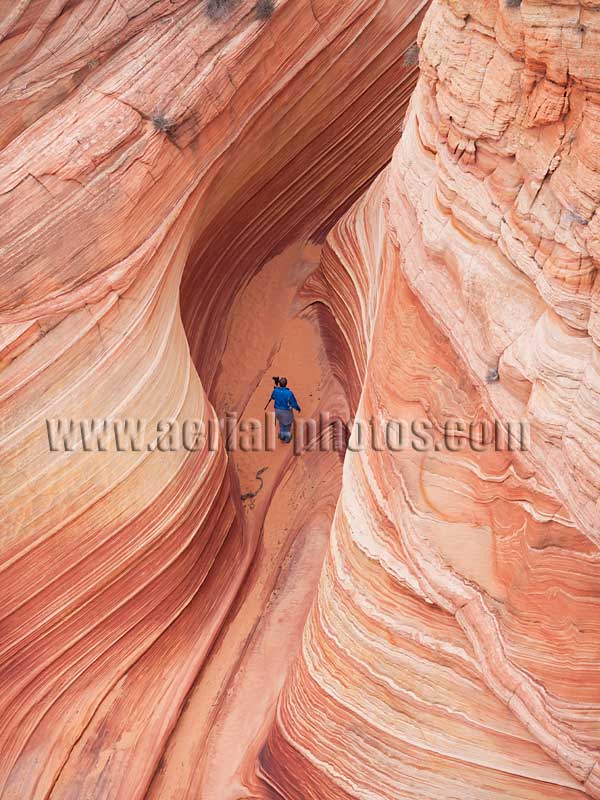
[262,2,600,798]
[1,0,600,799]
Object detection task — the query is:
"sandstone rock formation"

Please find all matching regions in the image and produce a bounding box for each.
[0,1,425,798]
[1,0,599,799]
[263,1,600,798]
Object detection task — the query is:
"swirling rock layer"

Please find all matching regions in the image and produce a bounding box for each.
[2,0,600,799]
[0,1,425,799]
[262,2,600,798]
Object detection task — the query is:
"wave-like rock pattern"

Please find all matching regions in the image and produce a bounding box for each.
[0,1,427,799]
[3,0,600,798]
[262,2,600,798]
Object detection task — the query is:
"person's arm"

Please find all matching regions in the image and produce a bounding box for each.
[289,391,301,413]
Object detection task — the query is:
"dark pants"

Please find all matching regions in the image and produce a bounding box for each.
[275,408,294,442]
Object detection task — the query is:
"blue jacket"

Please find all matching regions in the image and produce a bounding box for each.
[271,386,301,412]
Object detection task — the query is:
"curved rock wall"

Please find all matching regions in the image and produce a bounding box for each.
[3,0,599,798]
[0,1,427,799]
[262,2,600,798]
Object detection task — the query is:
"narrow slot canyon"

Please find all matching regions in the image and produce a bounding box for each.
[144,239,345,799]
[2,1,600,799]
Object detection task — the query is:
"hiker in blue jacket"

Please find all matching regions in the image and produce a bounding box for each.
[267,377,301,443]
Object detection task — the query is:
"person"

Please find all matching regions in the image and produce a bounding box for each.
[269,377,301,443]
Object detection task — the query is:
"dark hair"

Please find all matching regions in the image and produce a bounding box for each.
[279,377,287,387]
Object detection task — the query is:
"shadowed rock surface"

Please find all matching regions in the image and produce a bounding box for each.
[1,1,599,799]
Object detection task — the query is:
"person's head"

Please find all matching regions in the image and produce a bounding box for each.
[279,377,287,387]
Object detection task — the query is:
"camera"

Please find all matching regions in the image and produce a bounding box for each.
[272,376,280,386]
